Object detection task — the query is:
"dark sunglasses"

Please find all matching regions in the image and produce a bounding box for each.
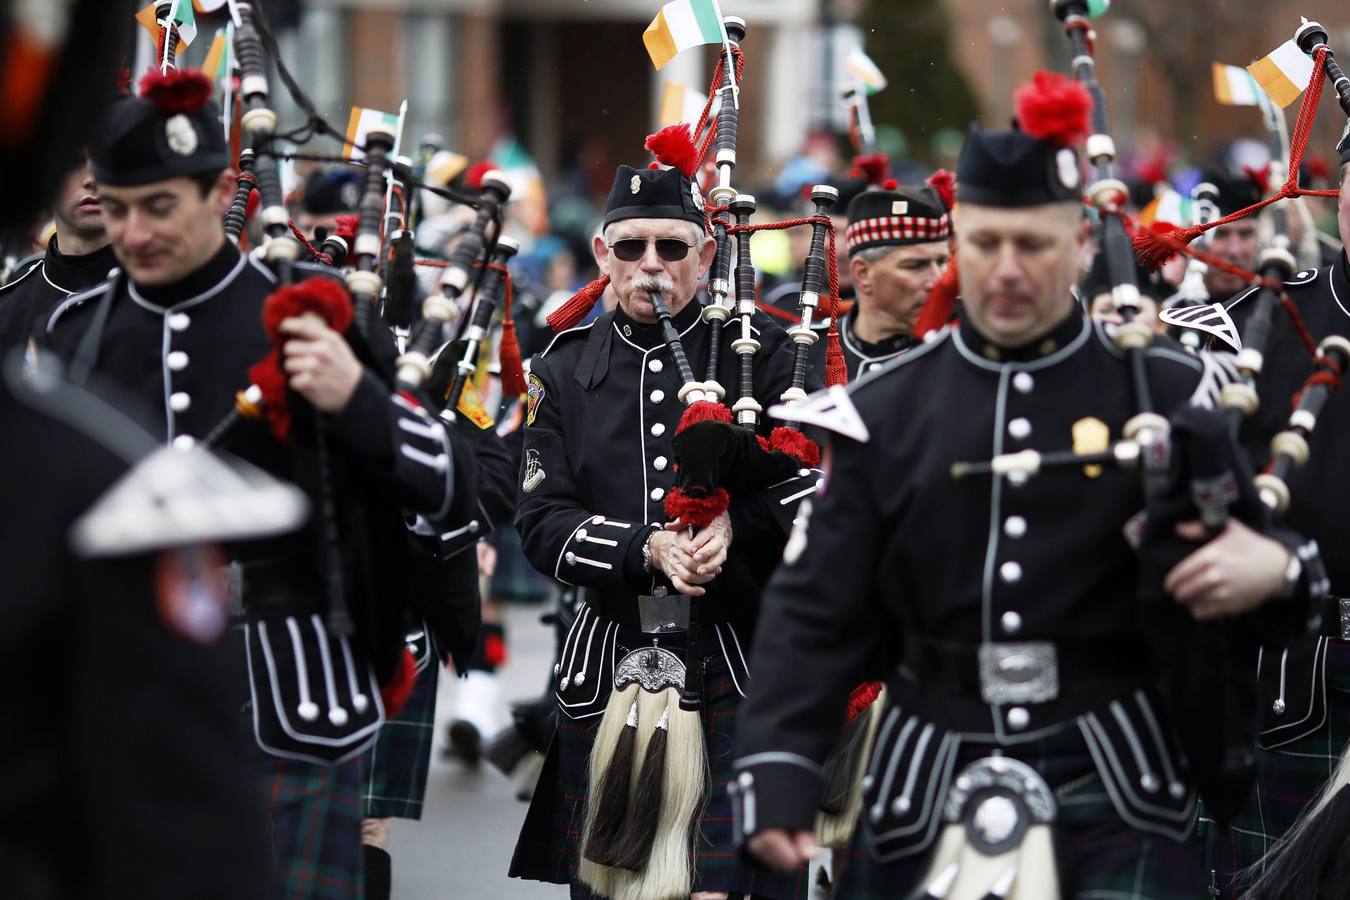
[608,237,695,262]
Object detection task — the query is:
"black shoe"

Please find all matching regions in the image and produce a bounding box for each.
[445,719,482,764]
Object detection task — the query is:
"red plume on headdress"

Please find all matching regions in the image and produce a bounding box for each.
[848,152,890,186]
[644,123,700,178]
[1014,70,1092,147]
[1135,151,1170,187]
[1242,162,1272,196]
[913,254,960,338]
[464,161,495,190]
[925,169,957,210]
[138,68,213,116]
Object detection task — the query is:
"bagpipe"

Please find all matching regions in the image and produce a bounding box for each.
[186,1,517,759]
[921,5,1349,897]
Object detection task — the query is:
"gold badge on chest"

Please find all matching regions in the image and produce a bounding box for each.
[1071,416,1109,478]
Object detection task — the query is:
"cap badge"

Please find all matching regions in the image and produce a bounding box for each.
[690,179,704,211]
[630,175,642,195]
[891,200,909,215]
[165,114,198,157]
[1055,148,1080,190]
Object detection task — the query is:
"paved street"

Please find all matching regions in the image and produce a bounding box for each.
[390,602,564,899]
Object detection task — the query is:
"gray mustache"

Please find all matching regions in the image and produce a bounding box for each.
[632,274,675,294]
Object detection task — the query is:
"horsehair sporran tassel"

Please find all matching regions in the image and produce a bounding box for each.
[583,694,640,869]
[815,684,887,849]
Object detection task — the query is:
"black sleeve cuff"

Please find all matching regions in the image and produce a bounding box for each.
[729,755,824,844]
[622,524,659,583]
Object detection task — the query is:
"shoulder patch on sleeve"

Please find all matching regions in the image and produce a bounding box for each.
[768,384,869,443]
[456,378,495,430]
[525,372,546,426]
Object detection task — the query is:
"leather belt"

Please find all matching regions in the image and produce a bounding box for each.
[903,636,1146,705]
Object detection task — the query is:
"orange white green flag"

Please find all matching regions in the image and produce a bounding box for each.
[1211,62,1261,107]
[1247,40,1315,108]
[643,0,727,71]
[343,107,399,161]
[658,81,709,127]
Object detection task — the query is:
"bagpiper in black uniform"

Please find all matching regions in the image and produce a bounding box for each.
[43,71,459,899]
[808,184,952,381]
[0,356,285,900]
[1169,131,1350,898]
[508,161,821,899]
[729,108,1320,899]
[0,153,117,351]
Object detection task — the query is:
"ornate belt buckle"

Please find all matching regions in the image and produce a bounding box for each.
[977,641,1059,705]
[1339,599,1350,641]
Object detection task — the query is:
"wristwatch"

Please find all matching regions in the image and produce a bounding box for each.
[641,530,655,573]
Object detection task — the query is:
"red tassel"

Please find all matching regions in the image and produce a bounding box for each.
[546,275,608,332]
[676,399,732,433]
[663,486,730,529]
[483,633,508,668]
[380,648,418,719]
[768,426,821,469]
[824,326,848,387]
[848,152,890,186]
[881,178,898,190]
[1015,70,1092,146]
[845,680,884,721]
[1133,223,1195,271]
[498,275,527,396]
[262,277,354,343]
[913,255,961,338]
[643,123,700,178]
[138,68,213,116]
[925,169,958,210]
[248,350,291,442]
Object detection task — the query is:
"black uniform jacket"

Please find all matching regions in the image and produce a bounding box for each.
[0,237,116,350]
[43,242,457,677]
[518,299,823,718]
[808,303,913,382]
[731,309,1233,854]
[1211,253,1350,747]
[0,371,269,900]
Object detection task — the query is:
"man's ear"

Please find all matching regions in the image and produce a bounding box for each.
[698,233,715,275]
[213,169,237,217]
[850,255,870,296]
[592,233,610,278]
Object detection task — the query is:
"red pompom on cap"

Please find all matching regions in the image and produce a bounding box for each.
[464,161,495,190]
[138,68,213,116]
[644,123,700,178]
[848,152,890,186]
[1014,70,1093,147]
[925,169,957,210]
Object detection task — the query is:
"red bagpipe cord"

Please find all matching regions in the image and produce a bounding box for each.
[1133,45,1339,270]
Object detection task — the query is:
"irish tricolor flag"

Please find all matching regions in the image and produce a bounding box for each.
[643,0,727,71]
[343,107,400,161]
[1247,40,1315,108]
[1212,63,1261,107]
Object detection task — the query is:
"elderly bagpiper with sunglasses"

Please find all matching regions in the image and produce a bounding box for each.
[507,156,822,899]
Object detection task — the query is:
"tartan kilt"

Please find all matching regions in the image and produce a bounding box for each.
[510,654,808,899]
[1207,639,1350,898]
[362,659,440,820]
[833,724,1203,900]
[261,752,367,900]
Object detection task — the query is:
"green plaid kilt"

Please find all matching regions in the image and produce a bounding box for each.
[362,659,440,820]
[510,655,808,899]
[489,526,554,603]
[1206,639,1350,898]
[834,723,1203,899]
[262,752,366,900]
